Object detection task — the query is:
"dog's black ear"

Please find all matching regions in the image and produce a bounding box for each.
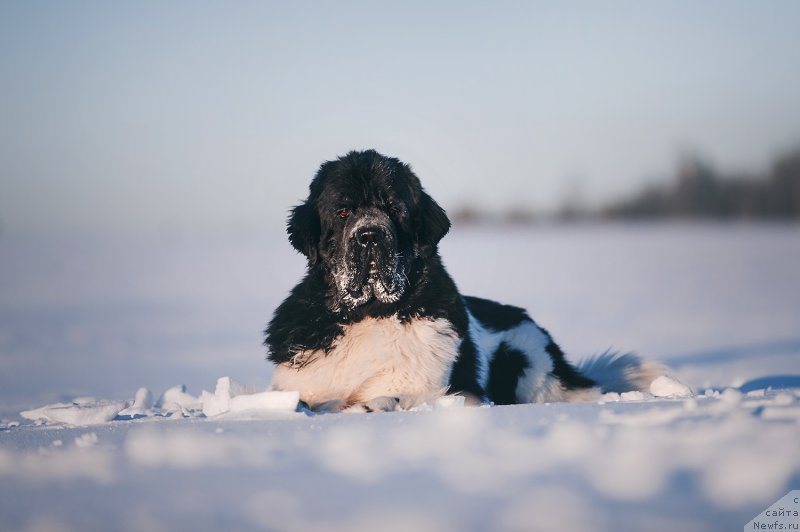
[287,201,320,265]
[415,190,451,257]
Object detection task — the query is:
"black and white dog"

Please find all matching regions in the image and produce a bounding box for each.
[265,150,663,412]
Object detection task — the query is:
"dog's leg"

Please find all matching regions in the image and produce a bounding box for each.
[359,396,402,413]
[308,399,348,413]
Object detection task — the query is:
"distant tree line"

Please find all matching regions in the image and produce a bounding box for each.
[601,146,800,221]
[451,145,800,224]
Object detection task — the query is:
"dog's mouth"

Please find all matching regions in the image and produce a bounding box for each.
[344,253,404,305]
[334,244,407,309]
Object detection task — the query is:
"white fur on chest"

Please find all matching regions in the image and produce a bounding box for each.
[271,316,460,408]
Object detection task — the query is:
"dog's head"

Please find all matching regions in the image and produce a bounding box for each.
[287,150,450,311]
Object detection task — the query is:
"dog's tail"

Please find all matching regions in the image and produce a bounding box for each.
[577,351,669,394]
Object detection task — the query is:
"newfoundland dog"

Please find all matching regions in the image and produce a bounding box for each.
[265,150,664,412]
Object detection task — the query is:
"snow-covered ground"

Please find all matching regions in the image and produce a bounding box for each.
[1,224,799,532]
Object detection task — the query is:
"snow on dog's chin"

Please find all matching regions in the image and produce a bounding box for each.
[334,266,406,309]
[368,272,405,303]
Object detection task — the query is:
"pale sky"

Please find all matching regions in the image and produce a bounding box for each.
[1,1,799,236]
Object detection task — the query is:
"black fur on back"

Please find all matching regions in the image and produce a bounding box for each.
[463,296,530,331]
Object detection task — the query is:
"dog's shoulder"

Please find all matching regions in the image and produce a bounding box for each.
[264,271,343,364]
[399,256,468,329]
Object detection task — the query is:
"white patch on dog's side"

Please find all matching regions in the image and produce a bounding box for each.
[271,317,459,410]
[466,311,492,391]
[504,323,555,402]
[466,309,555,403]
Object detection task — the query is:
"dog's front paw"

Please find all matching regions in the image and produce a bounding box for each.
[357,396,401,413]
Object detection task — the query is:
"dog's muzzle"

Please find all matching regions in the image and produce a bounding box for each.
[356,226,383,278]
[334,220,406,308]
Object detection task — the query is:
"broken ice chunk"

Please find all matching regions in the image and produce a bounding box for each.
[156,385,202,413]
[201,376,299,417]
[649,376,693,398]
[119,387,153,418]
[229,390,300,412]
[20,400,125,426]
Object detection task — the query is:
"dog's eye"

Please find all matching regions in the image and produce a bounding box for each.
[337,209,351,219]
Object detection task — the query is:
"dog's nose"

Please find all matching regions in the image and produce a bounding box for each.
[356,226,383,247]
